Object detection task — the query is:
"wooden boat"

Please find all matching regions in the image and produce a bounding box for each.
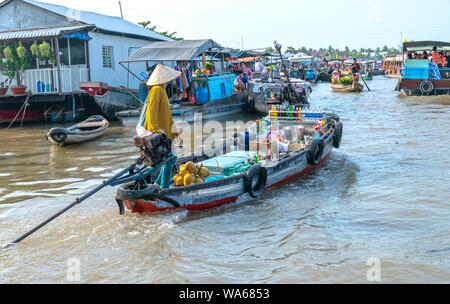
[80,82,141,120]
[46,115,109,147]
[330,82,364,92]
[249,80,311,115]
[115,112,343,214]
[116,91,248,127]
[398,40,450,96]
[361,74,373,81]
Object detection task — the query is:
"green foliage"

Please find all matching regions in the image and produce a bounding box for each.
[279,45,401,59]
[264,47,276,54]
[205,62,214,70]
[339,77,354,86]
[2,43,30,87]
[3,45,13,60]
[38,41,52,58]
[138,20,183,41]
[16,45,27,59]
[30,42,40,57]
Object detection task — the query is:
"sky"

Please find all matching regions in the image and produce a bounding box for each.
[32,0,450,51]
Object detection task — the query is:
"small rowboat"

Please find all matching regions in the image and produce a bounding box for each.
[330,83,364,93]
[115,113,343,214]
[46,115,109,147]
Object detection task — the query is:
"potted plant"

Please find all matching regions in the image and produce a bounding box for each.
[31,41,56,66]
[0,43,9,95]
[3,43,30,95]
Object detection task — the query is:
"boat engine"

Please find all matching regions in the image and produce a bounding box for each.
[133,132,172,167]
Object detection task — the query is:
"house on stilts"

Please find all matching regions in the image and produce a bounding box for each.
[0,0,172,123]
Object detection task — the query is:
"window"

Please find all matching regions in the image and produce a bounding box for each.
[69,39,86,65]
[102,46,113,69]
[59,38,70,66]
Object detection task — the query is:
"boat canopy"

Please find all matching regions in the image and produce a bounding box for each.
[403,41,450,51]
[384,54,404,62]
[288,53,315,63]
[120,39,224,63]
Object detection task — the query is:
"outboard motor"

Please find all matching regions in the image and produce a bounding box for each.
[133,132,171,167]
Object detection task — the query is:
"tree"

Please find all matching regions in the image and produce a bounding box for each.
[138,21,183,41]
[3,43,30,87]
[264,47,276,54]
[286,46,297,54]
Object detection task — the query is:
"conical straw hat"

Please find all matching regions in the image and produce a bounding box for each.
[146,64,181,86]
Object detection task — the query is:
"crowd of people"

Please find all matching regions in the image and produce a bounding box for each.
[407,46,449,68]
[232,62,255,92]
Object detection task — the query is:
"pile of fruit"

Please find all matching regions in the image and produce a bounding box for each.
[173,161,210,187]
[339,77,354,86]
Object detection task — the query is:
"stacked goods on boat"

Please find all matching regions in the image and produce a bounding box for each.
[249,80,311,115]
[116,107,343,213]
[173,162,210,186]
[117,72,247,126]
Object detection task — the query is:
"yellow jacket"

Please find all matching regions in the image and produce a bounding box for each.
[144,85,179,140]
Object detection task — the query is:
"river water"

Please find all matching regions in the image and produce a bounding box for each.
[0,77,449,283]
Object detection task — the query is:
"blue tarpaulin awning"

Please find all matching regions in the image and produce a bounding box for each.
[0,24,95,42]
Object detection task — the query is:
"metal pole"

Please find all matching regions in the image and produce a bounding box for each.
[119,1,124,19]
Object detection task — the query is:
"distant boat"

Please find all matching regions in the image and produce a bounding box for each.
[46,115,109,147]
[330,83,364,93]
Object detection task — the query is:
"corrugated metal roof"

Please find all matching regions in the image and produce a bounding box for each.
[0,24,93,41]
[23,0,172,41]
[121,39,223,62]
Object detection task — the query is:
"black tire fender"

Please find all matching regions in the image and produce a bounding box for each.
[307,139,325,166]
[49,127,67,144]
[332,122,343,149]
[244,164,267,198]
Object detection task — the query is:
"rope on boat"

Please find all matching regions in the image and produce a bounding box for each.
[1,92,31,135]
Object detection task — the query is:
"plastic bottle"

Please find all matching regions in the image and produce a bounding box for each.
[271,105,277,121]
[245,129,250,153]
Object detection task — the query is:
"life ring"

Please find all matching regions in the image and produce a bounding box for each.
[307,139,324,166]
[244,164,267,198]
[420,80,433,95]
[332,122,343,149]
[48,128,67,146]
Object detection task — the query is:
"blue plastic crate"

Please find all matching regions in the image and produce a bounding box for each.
[403,68,429,80]
[305,71,315,80]
[207,74,234,101]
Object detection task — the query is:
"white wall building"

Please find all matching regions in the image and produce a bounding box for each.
[0,0,172,95]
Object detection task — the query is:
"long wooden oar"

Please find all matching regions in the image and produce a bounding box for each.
[360,73,371,91]
[1,163,136,251]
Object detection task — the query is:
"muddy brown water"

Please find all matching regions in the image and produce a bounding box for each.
[0,77,449,283]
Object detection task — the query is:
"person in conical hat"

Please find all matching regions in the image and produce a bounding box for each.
[144,64,183,189]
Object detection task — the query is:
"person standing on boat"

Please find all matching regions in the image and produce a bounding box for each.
[137,64,183,190]
[349,58,361,75]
